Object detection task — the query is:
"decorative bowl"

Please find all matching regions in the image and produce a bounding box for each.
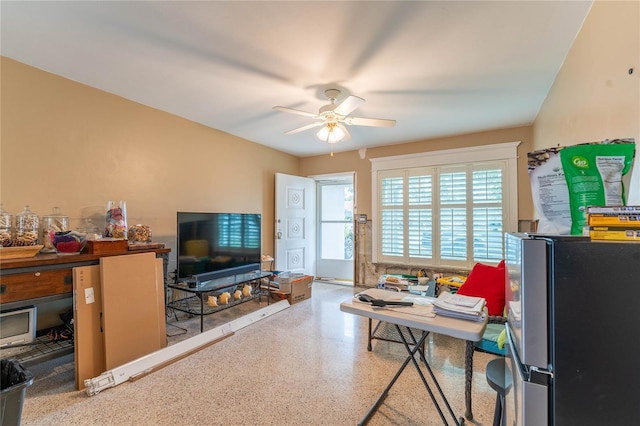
[52,231,87,255]
[0,245,44,259]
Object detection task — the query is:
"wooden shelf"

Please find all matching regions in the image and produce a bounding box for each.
[0,247,170,270]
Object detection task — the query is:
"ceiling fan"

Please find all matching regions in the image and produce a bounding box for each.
[273,89,396,145]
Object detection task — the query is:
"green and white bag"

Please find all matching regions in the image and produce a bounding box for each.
[560,142,635,235]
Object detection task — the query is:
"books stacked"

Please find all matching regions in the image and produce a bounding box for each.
[586,206,640,241]
[432,292,486,322]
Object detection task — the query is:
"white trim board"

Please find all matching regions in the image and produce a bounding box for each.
[85,299,290,396]
[370,141,521,171]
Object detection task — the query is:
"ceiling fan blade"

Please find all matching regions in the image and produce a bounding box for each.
[345,116,396,127]
[285,121,324,135]
[273,106,318,118]
[334,95,365,116]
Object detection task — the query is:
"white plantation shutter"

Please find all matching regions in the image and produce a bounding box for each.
[472,165,504,262]
[408,171,433,259]
[380,173,404,259]
[373,143,518,269]
[439,167,467,261]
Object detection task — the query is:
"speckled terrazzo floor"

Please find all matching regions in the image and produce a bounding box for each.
[21,282,499,425]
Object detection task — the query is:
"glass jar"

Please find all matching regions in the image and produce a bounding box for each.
[77,218,102,241]
[105,200,127,239]
[128,224,152,244]
[16,205,39,246]
[42,207,69,251]
[0,204,13,247]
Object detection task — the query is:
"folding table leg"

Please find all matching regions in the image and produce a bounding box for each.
[399,326,465,426]
[358,325,465,426]
[358,329,432,426]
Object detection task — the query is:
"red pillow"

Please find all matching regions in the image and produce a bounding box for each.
[456,260,506,316]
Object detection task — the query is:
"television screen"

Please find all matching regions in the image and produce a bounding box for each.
[0,305,37,349]
[177,212,261,281]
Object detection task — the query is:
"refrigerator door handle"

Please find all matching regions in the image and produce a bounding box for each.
[530,366,553,386]
[508,353,550,426]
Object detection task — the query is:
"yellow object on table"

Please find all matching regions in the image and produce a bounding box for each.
[436,275,467,288]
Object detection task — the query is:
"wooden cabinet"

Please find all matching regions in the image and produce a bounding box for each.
[0,249,170,307]
[0,248,170,370]
[0,268,73,304]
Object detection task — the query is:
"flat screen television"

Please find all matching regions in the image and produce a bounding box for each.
[177,212,261,284]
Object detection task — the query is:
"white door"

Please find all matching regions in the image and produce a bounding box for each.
[275,173,316,275]
[315,177,354,283]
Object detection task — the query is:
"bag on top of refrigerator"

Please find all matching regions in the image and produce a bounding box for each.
[560,140,635,235]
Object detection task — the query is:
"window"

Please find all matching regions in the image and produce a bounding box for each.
[372,142,519,269]
[319,182,354,260]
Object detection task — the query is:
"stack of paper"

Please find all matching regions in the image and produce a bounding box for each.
[432,292,486,321]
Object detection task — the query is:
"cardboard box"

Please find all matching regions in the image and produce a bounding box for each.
[588,214,640,226]
[286,275,313,305]
[272,275,313,305]
[86,239,129,255]
[587,206,640,215]
[589,226,640,241]
[587,206,640,226]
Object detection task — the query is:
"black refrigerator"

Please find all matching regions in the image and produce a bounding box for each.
[504,232,640,426]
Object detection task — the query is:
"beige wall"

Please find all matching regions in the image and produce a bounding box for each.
[0,57,300,272]
[533,0,640,149]
[301,126,535,222]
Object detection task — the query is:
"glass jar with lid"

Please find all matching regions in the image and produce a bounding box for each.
[42,207,69,251]
[77,218,101,241]
[0,204,13,247]
[16,205,39,246]
[128,224,152,244]
[105,200,127,239]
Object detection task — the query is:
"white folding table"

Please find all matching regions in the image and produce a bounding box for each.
[340,288,487,425]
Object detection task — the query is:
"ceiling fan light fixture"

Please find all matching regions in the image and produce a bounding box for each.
[316,122,345,144]
[273,88,394,152]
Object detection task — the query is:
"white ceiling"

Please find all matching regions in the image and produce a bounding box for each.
[1,1,593,157]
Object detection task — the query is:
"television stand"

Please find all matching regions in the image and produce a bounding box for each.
[166,270,273,332]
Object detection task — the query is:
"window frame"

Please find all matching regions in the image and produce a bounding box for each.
[371,141,520,269]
